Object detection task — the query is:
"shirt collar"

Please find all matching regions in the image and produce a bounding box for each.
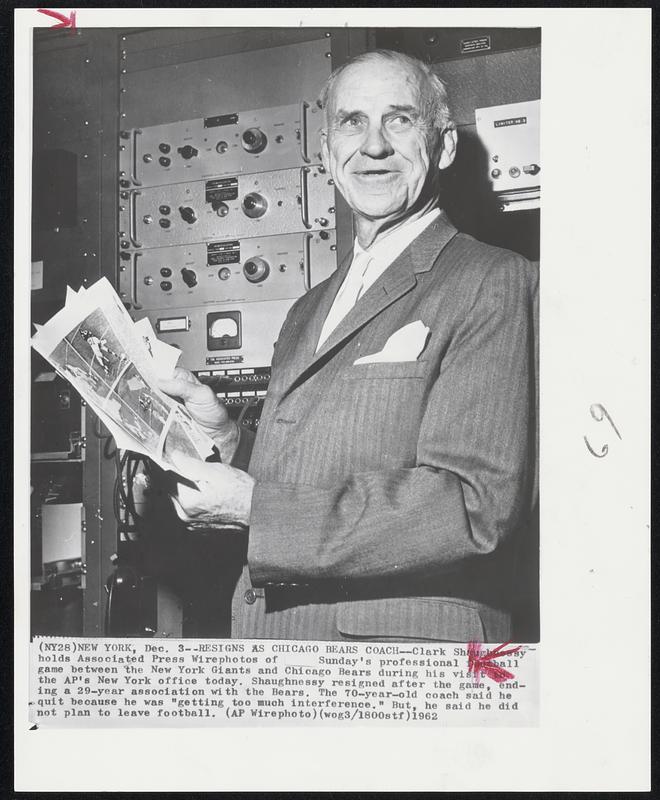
[353,206,442,267]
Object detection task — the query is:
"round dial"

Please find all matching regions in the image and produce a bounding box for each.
[241,128,267,154]
[243,256,270,283]
[241,192,268,219]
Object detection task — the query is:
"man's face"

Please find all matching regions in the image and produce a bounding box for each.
[321,58,444,225]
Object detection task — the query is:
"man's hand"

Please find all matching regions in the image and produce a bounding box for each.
[159,367,239,462]
[169,454,254,530]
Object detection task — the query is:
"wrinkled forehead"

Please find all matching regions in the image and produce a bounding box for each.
[326,57,426,116]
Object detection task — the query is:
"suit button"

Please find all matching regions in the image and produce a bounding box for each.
[244,589,257,605]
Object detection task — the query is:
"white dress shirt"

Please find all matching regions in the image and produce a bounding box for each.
[316,206,441,350]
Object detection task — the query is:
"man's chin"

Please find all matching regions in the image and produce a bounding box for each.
[351,202,407,224]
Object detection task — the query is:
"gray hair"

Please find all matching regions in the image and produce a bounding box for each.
[318,49,454,134]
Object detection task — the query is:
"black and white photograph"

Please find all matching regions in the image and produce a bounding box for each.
[15,7,649,794]
[29,23,541,644]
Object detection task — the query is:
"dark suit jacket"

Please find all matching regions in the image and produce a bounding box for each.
[231,212,538,642]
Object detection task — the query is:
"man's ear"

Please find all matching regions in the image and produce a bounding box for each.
[438,127,458,170]
[320,129,330,173]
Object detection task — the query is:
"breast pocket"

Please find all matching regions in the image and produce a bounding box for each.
[342,360,428,381]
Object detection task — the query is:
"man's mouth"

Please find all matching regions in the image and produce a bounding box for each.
[354,169,397,177]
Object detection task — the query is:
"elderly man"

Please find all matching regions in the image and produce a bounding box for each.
[160,49,538,642]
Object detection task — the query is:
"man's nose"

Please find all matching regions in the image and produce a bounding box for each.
[360,124,394,159]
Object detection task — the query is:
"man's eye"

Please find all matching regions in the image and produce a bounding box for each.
[340,117,363,129]
[387,115,413,129]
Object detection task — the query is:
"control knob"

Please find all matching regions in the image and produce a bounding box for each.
[242,192,268,219]
[243,257,270,283]
[179,206,197,224]
[241,128,267,154]
[181,268,198,288]
[177,145,199,160]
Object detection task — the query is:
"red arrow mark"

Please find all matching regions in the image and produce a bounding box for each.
[37,9,77,30]
[467,641,522,684]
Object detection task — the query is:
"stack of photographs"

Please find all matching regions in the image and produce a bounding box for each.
[31,278,215,476]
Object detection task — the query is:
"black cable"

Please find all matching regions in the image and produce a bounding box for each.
[124,453,144,522]
[104,572,115,636]
[103,434,117,460]
[92,417,110,440]
[237,395,261,428]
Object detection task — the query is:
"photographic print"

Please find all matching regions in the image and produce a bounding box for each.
[16,9,649,794]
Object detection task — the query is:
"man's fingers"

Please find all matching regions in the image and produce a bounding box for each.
[172,366,201,384]
[158,375,212,403]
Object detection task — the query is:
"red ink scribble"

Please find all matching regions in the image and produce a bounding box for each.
[37,9,77,31]
[467,641,522,683]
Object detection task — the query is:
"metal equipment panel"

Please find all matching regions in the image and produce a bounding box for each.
[433,47,541,127]
[118,229,336,312]
[122,27,329,72]
[33,41,100,144]
[120,38,332,130]
[120,165,335,248]
[137,297,300,374]
[475,100,540,211]
[119,102,325,188]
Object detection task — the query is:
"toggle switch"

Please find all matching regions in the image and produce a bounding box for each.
[523,163,541,175]
[159,156,171,167]
[159,143,171,154]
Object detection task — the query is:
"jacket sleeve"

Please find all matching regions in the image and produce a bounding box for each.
[247,254,537,585]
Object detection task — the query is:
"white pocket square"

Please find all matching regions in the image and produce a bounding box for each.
[354,320,430,364]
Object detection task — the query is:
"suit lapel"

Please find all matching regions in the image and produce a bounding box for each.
[277,212,459,402]
[274,250,352,376]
